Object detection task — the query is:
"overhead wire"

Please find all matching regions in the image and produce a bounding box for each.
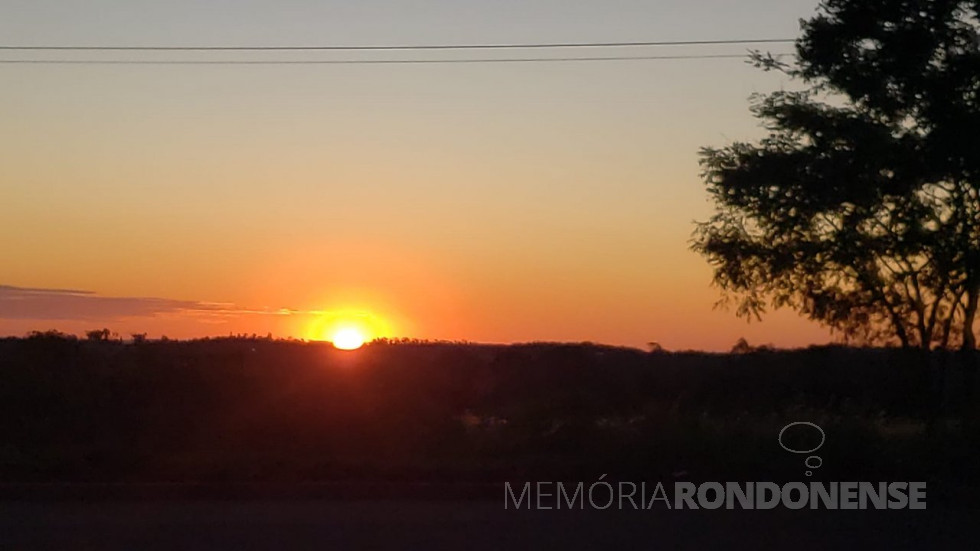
[0,54,787,65]
[0,38,795,52]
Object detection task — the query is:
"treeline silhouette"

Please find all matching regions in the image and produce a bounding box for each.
[0,334,977,501]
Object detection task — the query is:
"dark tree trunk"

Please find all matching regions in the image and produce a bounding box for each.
[958,289,979,412]
[962,289,978,352]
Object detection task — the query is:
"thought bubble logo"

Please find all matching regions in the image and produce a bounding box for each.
[778,421,825,477]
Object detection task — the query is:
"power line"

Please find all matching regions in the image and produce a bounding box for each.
[0,38,795,52]
[0,53,784,65]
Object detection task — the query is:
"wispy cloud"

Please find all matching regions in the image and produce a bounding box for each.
[0,285,298,321]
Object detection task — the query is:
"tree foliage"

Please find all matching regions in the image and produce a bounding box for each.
[694,0,980,350]
[85,328,111,342]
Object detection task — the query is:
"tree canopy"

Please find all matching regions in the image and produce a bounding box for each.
[693,0,980,350]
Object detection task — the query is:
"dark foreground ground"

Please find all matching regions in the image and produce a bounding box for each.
[2,339,977,548]
[1,498,976,550]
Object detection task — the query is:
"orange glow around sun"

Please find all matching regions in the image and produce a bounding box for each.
[306,308,393,349]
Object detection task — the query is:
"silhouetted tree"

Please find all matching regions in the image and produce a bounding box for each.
[731,338,754,355]
[693,0,980,350]
[85,328,111,342]
[27,329,76,341]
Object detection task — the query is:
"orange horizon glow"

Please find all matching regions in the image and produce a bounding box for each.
[0,285,832,351]
[0,281,834,352]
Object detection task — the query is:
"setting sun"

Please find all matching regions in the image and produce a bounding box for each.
[331,327,366,350]
[307,308,393,349]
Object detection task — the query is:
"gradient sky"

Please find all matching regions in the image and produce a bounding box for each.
[0,0,835,350]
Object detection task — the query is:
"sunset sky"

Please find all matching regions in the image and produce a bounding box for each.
[0,0,834,350]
